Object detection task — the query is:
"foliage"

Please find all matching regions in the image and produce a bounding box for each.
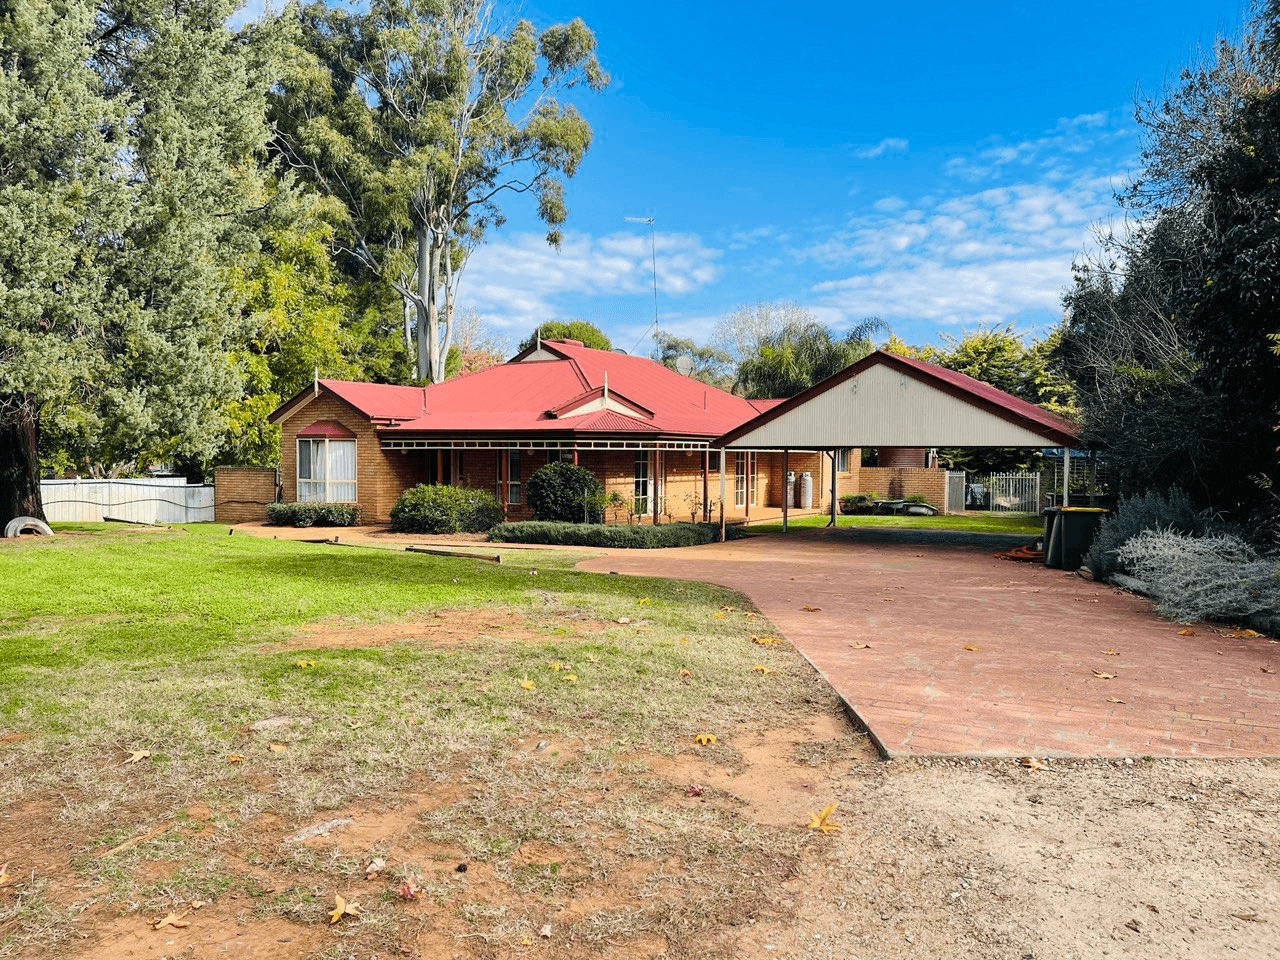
[839,493,878,514]
[265,501,359,527]
[652,331,733,388]
[0,0,283,522]
[488,520,717,548]
[904,494,931,505]
[1083,488,1209,582]
[274,0,608,383]
[734,318,887,399]
[713,301,814,364]
[525,461,604,523]
[1114,529,1280,622]
[389,484,504,534]
[518,320,612,352]
[1059,9,1280,513]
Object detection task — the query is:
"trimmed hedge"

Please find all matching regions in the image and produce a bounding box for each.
[526,461,604,523]
[265,502,360,528]
[389,484,504,534]
[488,521,718,548]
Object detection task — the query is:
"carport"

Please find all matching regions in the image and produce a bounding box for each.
[712,350,1082,535]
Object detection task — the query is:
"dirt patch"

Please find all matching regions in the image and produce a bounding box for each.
[267,609,610,652]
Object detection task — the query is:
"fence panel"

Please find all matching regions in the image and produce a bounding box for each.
[987,472,1040,513]
[945,471,965,514]
[40,478,215,524]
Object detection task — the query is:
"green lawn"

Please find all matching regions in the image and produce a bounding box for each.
[0,523,840,957]
[745,511,1043,535]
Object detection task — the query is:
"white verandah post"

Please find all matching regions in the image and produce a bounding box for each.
[1062,448,1072,508]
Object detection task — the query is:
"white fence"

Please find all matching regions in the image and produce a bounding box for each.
[40,478,215,524]
[987,472,1040,513]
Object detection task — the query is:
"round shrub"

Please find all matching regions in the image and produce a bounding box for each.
[390,484,504,534]
[526,461,604,523]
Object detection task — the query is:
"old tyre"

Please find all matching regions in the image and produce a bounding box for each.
[4,516,53,538]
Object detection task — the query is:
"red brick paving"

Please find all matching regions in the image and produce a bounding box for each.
[577,528,1280,758]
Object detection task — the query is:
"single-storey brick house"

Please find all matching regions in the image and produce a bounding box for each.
[268,338,861,524]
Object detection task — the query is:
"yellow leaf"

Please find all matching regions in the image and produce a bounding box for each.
[123,749,150,765]
[1106,696,1126,704]
[848,642,872,649]
[752,636,783,645]
[807,803,842,833]
[1019,757,1050,772]
[720,605,735,612]
[521,936,533,946]
[1091,671,1115,679]
[713,612,726,619]
[1178,628,1197,636]
[801,605,822,612]
[694,733,717,746]
[268,743,287,753]
[962,644,980,652]
[152,911,189,930]
[295,659,315,668]
[882,597,895,603]
[519,675,535,691]
[751,665,775,674]
[1103,649,1120,656]
[1231,629,1261,638]
[745,612,758,619]
[563,674,578,684]
[676,637,688,645]
[226,754,246,763]
[637,597,651,605]
[329,894,359,925]
[678,668,692,678]
[550,662,565,671]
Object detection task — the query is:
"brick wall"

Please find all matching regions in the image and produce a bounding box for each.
[858,467,947,510]
[279,392,427,523]
[213,467,277,523]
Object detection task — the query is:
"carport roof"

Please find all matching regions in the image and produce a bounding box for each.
[714,349,1082,449]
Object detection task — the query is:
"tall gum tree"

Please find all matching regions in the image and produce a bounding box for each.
[274,0,608,383]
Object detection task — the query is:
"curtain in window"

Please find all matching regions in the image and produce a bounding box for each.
[327,441,357,502]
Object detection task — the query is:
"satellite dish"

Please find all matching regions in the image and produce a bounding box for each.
[674,354,695,376]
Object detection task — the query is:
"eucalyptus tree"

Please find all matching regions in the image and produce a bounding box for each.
[0,0,280,523]
[274,0,608,383]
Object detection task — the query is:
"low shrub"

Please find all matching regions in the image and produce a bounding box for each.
[526,461,605,523]
[1083,487,1208,581]
[840,493,878,515]
[904,493,931,505]
[488,521,717,548]
[390,484,504,534]
[1114,529,1280,622]
[265,502,359,528]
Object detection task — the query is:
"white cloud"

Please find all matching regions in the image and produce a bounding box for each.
[854,137,910,160]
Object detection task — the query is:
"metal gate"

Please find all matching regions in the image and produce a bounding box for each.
[986,472,1040,513]
[945,471,965,514]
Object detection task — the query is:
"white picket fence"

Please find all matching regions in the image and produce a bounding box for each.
[987,472,1040,513]
[40,478,214,524]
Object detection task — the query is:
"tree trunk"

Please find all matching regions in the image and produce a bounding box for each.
[0,401,45,527]
[415,220,432,382]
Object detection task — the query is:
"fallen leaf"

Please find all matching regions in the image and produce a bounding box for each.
[807,803,842,833]
[801,605,822,612]
[694,733,717,746]
[881,597,895,603]
[1019,757,1051,772]
[1178,628,1197,636]
[519,676,535,691]
[962,644,980,652]
[752,636,783,645]
[227,754,245,763]
[848,642,873,649]
[0,864,10,887]
[294,659,315,668]
[1263,667,1276,675]
[549,661,565,671]
[720,606,735,612]
[751,665,775,674]
[399,879,421,900]
[1103,649,1120,656]
[637,598,651,605]
[1231,629,1261,638]
[268,743,287,753]
[562,674,578,684]
[1231,913,1265,922]
[678,637,688,644]
[539,924,553,938]
[616,617,631,624]
[1106,697,1127,704]
[123,749,150,765]
[712,612,725,619]
[1124,918,1143,933]
[329,894,359,925]
[678,668,692,678]
[152,911,189,930]
[190,900,206,910]
[365,857,386,880]
[685,784,704,797]
[1092,671,1116,679]
[521,936,533,946]
[745,612,758,619]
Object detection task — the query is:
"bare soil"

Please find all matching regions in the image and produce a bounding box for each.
[2,617,1277,960]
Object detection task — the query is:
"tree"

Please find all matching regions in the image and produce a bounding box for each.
[518,319,611,352]
[0,0,280,523]
[651,331,732,388]
[712,300,813,364]
[274,0,607,383]
[733,318,886,399]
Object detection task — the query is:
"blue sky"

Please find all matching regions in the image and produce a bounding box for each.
[242,0,1252,353]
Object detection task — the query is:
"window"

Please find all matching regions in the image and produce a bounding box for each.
[835,448,850,473]
[633,451,650,514]
[297,438,356,503]
[734,452,747,507]
[748,453,757,506]
[502,449,521,505]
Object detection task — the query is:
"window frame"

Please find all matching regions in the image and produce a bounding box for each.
[633,451,650,514]
[297,437,357,503]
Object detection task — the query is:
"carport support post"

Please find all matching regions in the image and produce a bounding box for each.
[782,449,789,533]
[1062,448,1071,508]
[828,450,837,527]
[719,450,727,542]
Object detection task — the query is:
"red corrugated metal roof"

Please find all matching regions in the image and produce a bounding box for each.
[319,380,426,421]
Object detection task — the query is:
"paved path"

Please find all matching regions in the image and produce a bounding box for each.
[578,529,1280,759]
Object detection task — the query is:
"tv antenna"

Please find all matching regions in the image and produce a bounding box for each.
[624,216,659,354]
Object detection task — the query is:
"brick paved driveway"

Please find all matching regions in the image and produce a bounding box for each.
[578,528,1280,758]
